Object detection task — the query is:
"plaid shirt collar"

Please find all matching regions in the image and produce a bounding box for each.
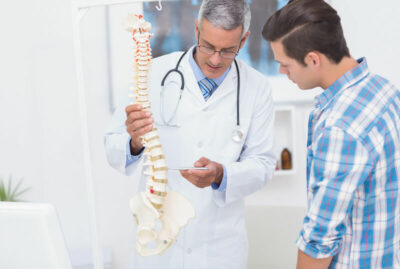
[314,57,370,110]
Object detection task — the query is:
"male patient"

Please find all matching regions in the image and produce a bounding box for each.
[263,0,400,268]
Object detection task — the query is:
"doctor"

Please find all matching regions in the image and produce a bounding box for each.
[105,0,276,268]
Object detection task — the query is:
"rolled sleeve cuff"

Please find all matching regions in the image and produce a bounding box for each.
[211,165,227,192]
[125,139,144,167]
[296,232,340,259]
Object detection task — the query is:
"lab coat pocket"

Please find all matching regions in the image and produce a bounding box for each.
[209,115,251,163]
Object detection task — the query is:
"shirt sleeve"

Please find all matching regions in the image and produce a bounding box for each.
[296,126,373,258]
[125,139,145,167]
[211,165,227,191]
[104,102,143,175]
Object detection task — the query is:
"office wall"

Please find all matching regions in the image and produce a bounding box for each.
[333,0,400,89]
[0,0,93,250]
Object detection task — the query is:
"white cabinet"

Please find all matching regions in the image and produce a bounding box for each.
[274,105,296,176]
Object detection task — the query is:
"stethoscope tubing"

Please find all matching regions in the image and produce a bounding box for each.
[160,50,240,127]
[234,59,240,127]
[161,50,188,90]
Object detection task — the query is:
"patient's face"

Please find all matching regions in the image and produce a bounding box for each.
[271,41,318,90]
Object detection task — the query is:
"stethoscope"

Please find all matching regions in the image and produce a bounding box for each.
[160,50,244,143]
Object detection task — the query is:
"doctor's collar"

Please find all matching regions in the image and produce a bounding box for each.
[188,45,231,86]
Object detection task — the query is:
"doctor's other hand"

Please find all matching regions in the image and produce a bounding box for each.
[180,157,224,188]
[125,104,154,155]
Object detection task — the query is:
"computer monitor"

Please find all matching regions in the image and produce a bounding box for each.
[0,202,73,269]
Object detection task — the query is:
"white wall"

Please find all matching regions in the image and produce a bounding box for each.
[332,0,400,89]
[1,0,400,268]
[0,0,94,251]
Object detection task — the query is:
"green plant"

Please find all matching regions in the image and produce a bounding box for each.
[0,175,30,202]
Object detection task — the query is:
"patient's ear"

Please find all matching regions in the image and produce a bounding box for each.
[304,51,321,68]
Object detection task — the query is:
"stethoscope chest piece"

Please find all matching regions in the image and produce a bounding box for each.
[232,128,244,143]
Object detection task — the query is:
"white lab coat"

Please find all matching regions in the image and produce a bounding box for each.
[104,47,276,269]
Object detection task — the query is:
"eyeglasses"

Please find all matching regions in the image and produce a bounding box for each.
[197,45,238,59]
[197,32,242,59]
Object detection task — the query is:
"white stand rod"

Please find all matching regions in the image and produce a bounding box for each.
[71,4,104,269]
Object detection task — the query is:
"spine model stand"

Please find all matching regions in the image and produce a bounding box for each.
[123,13,195,256]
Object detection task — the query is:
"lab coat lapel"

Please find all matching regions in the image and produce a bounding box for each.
[204,63,237,108]
[180,53,207,105]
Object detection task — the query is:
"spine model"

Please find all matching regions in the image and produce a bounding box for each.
[127,14,167,209]
[123,13,195,257]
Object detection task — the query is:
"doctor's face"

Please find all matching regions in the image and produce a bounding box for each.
[194,19,249,79]
[270,41,319,90]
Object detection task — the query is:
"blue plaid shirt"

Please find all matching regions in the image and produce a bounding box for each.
[296,58,400,268]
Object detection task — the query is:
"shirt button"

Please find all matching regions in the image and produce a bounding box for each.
[197,141,203,148]
[187,248,192,254]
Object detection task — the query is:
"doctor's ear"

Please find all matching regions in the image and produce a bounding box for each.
[195,20,199,42]
[239,31,250,50]
[304,52,321,68]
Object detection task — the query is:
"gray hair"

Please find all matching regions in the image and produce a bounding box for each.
[198,0,251,38]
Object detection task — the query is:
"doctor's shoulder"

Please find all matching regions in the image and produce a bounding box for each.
[151,51,184,69]
[148,51,185,81]
[236,58,272,94]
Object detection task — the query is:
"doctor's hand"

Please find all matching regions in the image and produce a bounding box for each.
[180,157,224,188]
[125,104,154,155]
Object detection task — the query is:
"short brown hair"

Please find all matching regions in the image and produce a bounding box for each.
[262,0,350,66]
